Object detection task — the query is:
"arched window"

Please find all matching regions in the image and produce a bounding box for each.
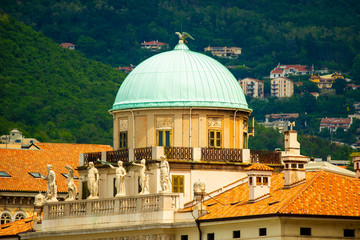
[1,212,12,224]
[15,212,26,220]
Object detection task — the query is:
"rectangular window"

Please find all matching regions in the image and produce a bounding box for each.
[207,233,215,240]
[82,181,90,199]
[259,228,267,236]
[208,130,222,148]
[243,133,248,148]
[119,131,127,149]
[181,235,188,240]
[344,229,355,237]
[256,177,262,185]
[300,227,311,236]
[233,230,241,238]
[263,177,268,185]
[172,175,184,193]
[157,130,172,147]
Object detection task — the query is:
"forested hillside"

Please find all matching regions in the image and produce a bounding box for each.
[2,0,360,79]
[0,13,125,144]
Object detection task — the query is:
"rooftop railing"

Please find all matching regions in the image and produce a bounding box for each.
[82,147,282,166]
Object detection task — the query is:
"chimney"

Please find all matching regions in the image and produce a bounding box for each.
[282,130,308,189]
[245,163,273,203]
[353,156,360,178]
[284,130,300,155]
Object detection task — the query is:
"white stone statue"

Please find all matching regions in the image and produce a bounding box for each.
[34,192,45,223]
[42,164,58,202]
[132,159,149,194]
[87,162,99,199]
[109,161,127,196]
[65,165,77,201]
[34,192,45,207]
[160,155,171,193]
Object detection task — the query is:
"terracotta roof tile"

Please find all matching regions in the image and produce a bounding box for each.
[200,171,360,220]
[245,163,274,171]
[0,143,112,193]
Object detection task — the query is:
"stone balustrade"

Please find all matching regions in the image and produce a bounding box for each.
[43,193,181,220]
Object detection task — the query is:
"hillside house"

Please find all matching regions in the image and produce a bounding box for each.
[204,46,242,59]
[238,78,264,98]
[320,117,352,132]
[270,64,313,78]
[264,113,299,133]
[141,40,169,50]
[59,43,75,50]
[271,77,294,97]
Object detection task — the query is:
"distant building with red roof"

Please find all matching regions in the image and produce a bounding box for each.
[59,43,75,50]
[270,64,313,78]
[320,117,352,132]
[141,40,169,50]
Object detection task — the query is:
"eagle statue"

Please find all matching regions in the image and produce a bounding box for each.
[175,32,194,43]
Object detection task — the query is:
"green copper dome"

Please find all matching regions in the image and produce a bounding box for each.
[112,43,249,111]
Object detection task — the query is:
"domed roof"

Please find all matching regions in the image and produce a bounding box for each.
[112,43,250,111]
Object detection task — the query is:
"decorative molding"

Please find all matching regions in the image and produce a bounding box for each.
[156,117,173,128]
[208,117,222,128]
[119,119,128,131]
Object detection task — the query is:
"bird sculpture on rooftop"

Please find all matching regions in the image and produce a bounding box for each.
[175,32,194,43]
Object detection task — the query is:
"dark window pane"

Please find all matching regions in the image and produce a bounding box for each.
[181,235,188,240]
[165,131,170,147]
[207,233,215,240]
[259,228,267,236]
[158,131,163,146]
[300,228,311,236]
[344,229,355,237]
[233,230,240,238]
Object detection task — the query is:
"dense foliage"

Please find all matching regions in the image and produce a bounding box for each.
[2,0,360,79]
[0,13,125,145]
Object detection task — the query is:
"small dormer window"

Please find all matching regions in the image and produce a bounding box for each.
[14,139,21,143]
[249,176,253,185]
[29,172,44,178]
[291,163,297,168]
[61,173,79,180]
[298,164,304,169]
[0,171,11,178]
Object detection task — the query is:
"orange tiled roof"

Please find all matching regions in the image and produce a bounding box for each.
[0,217,34,236]
[245,163,274,171]
[0,143,112,193]
[200,171,360,220]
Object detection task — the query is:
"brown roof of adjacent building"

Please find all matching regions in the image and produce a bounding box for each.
[200,171,360,220]
[0,143,112,193]
[0,217,34,236]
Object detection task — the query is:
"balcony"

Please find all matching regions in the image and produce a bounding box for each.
[81,147,282,166]
[38,193,182,232]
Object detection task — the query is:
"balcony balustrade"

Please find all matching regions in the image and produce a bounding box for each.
[43,193,180,220]
[82,147,282,166]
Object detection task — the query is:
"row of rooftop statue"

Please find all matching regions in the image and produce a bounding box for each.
[40,156,171,202]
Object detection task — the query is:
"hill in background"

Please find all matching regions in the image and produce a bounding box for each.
[2,0,360,79]
[0,13,125,145]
